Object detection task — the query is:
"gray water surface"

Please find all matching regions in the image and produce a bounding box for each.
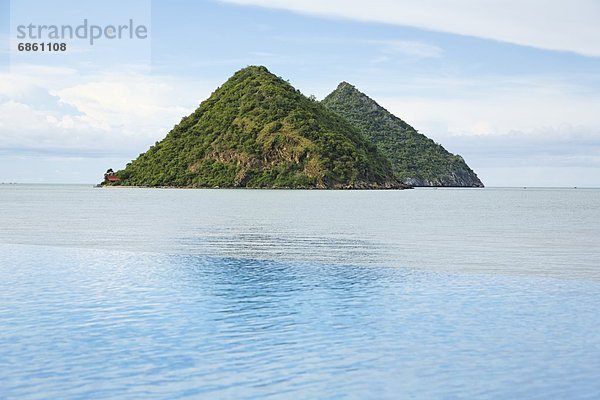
[2,185,599,279]
[1,185,599,398]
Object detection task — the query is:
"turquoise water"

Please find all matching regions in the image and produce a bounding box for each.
[1,185,599,398]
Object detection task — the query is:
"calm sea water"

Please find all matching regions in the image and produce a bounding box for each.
[1,185,599,399]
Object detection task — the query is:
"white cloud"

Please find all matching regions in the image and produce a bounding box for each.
[0,65,211,155]
[220,0,600,57]
[53,78,192,137]
[376,80,600,138]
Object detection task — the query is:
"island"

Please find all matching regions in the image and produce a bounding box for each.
[102,66,482,189]
[322,82,483,187]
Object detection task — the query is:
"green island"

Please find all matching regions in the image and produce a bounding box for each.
[104,66,482,189]
[322,82,483,187]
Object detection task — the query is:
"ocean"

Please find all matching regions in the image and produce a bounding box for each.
[1,185,599,398]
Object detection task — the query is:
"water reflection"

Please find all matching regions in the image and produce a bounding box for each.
[178,229,387,265]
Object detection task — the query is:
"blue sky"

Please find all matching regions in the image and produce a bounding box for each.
[1,0,599,186]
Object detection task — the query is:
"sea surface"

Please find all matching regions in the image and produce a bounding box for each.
[1,185,599,399]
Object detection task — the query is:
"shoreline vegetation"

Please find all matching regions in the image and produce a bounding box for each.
[102,66,482,190]
[97,184,410,190]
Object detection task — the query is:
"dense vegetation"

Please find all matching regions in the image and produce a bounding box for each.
[322,82,484,187]
[110,66,404,189]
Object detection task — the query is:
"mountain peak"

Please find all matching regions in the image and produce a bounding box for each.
[322,84,484,187]
[109,67,405,189]
[234,65,272,76]
[333,82,368,98]
[227,65,283,85]
[328,81,388,112]
[336,81,356,90]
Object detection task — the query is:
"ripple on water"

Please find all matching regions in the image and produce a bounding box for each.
[1,245,599,399]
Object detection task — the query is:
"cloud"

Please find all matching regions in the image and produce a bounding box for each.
[220,0,600,57]
[444,127,600,168]
[455,128,600,186]
[359,72,600,137]
[0,65,211,156]
[53,77,192,138]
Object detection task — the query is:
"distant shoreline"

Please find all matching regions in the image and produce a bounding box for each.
[2,183,598,189]
[97,184,413,190]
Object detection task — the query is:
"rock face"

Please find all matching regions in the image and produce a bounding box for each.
[322,82,484,187]
[112,67,406,189]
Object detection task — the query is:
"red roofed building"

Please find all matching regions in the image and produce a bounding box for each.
[104,168,120,183]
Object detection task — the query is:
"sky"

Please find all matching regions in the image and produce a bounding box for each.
[1,0,599,186]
